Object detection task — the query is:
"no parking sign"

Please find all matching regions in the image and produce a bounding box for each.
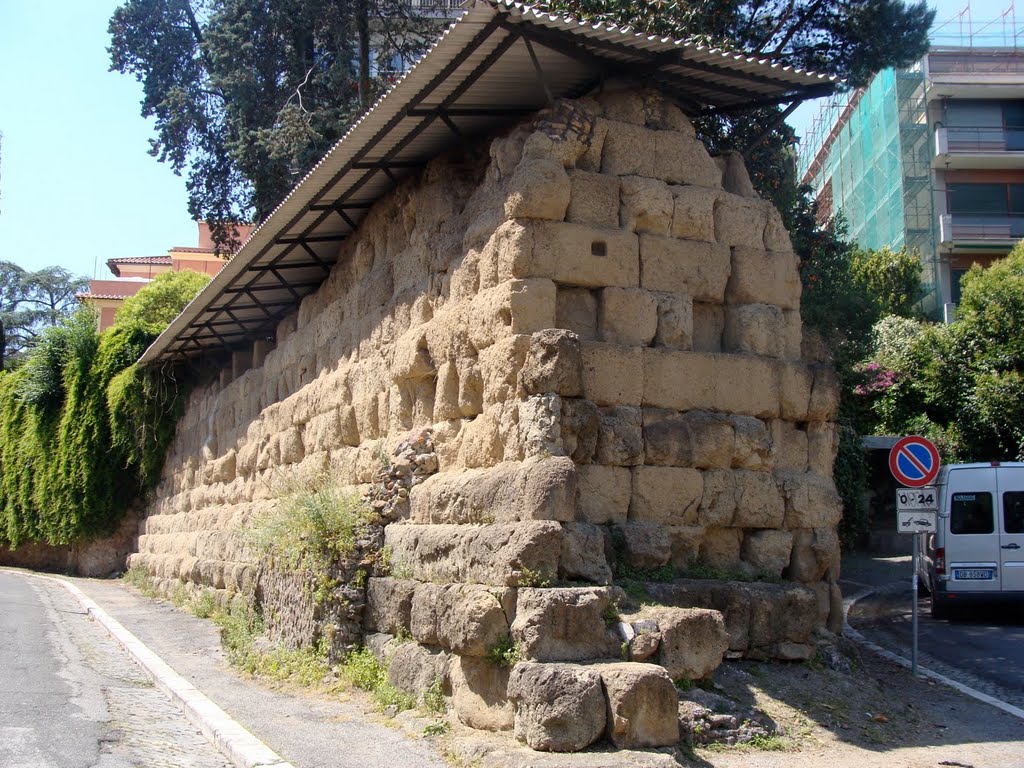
[889,435,940,488]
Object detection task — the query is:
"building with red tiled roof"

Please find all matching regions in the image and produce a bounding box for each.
[79,222,253,331]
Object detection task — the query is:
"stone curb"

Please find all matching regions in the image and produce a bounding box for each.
[842,583,1024,721]
[49,575,295,768]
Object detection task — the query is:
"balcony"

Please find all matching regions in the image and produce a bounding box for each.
[405,0,464,18]
[934,125,1024,168]
[939,213,1024,250]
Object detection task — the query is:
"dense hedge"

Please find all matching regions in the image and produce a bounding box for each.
[0,271,208,548]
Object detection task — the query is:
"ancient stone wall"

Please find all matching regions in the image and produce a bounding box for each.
[132,87,842,751]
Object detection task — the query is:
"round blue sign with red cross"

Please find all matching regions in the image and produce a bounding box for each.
[889,435,940,488]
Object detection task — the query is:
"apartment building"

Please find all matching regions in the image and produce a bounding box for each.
[798,11,1023,318]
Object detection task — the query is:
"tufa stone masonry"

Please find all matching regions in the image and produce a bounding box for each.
[131,87,843,752]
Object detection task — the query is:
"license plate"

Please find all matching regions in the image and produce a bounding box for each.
[953,569,995,580]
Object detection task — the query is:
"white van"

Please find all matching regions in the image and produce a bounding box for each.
[918,462,1024,618]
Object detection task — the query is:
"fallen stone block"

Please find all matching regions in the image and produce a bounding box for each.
[508,661,607,751]
[511,587,621,662]
[410,583,510,656]
[593,662,681,748]
[450,654,514,731]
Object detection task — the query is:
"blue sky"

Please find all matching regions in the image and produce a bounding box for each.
[0,1,1018,281]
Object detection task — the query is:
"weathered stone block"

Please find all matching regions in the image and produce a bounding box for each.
[655,130,722,187]
[652,291,692,349]
[727,247,800,310]
[600,119,657,177]
[731,415,773,471]
[561,398,599,463]
[616,522,672,569]
[620,176,673,234]
[496,219,640,288]
[593,662,680,748]
[555,286,597,341]
[504,157,571,221]
[519,393,564,459]
[599,287,657,346]
[639,234,731,303]
[596,406,643,466]
[387,642,449,698]
[566,170,620,228]
[364,577,416,635]
[809,364,840,421]
[410,458,576,525]
[699,469,736,527]
[560,522,613,584]
[643,349,780,418]
[723,304,785,357]
[581,342,644,406]
[384,522,561,587]
[643,408,734,469]
[715,193,767,248]
[631,466,703,525]
[576,464,630,525]
[520,328,582,397]
[508,278,558,336]
[645,607,729,681]
[788,527,841,583]
[671,185,717,242]
[692,302,723,352]
[508,662,606,752]
[511,587,621,662]
[715,151,757,198]
[742,530,793,578]
[450,655,513,731]
[772,420,808,472]
[807,421,838,477]
[410,583,510,656]
[776,470,843,530]
[699,527,742,571]
[733,470,785,528]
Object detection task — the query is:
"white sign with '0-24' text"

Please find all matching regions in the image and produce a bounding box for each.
[896,486,938,511]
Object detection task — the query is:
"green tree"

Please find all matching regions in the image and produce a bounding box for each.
[850,245,923,318]
[114,269,212,332]
[108,0,436,247]
[0,262,88,368]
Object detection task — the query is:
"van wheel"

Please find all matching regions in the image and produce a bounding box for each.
[930,595,949,620]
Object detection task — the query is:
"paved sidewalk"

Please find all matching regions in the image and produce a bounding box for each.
[53,575,448,768]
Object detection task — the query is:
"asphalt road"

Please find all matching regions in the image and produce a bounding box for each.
[848,573,1024,709]
[0,570,231,768]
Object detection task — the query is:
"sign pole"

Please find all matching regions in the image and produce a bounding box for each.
[912,533,918,676]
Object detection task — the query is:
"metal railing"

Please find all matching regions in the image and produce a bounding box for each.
[940,212,1024,242]
[935,125,1024,153]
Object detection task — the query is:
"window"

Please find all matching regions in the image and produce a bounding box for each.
[950,492,994,534]
[1004,492,1024,534]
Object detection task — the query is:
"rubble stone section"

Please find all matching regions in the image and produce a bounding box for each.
[131,87,842,753]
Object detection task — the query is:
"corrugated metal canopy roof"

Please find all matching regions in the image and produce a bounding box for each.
[140,0,837,365]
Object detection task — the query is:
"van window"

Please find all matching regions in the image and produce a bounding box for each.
[950,492,994,534]
[1004,492,1024,533]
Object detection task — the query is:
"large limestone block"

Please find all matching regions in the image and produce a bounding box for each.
[779,362,812,421]
[450,655,513,731]
[788,527,841,583]
[387,642,449,698]
[520,329,583,397]
[410,583,510,656]
[555,286,597,341]
[631,466,703,525]
[699,527,742,571]
[495,219,639,289]
[468,279,557,351]
[409,458,577,524]
[656,130,722,187]
[639,234,731,303]
[384,522,562,586]
[617,522,672,569]
[566,169,620,228]
[364,578,416,634]
[807,421,839,477]
[775,470,843,529]
[723,304,786,357]
[733,470,785,528]
[508,662,607,752]
[520,393,564,459]
[699,469,737,526]
[596,406,643,466]
[742,529,794,578]
[809,364,841,421]
[692,302,723,352]
[561,398,599,463]
[560,522,613,584]
[576,464,631,525]
[715,151,758,198]
[643,408,734,469]
[511,587,621,662]
[671,185,717,242]
[644,349,780,418]
[652,291,693,349]
[593,662,680,748]
[508,278,559,336]
[727,247,801,310]
[581,342,644,406]
[620,176,673,235]
[599,287,658,346]
[504,157,571,221]
[640,607,729,681]
[715,193,767,248]
[772,420,809,472]
[600,119,658,177]
[731,415,774,471]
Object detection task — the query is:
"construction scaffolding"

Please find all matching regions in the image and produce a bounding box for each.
[796,2,1022,315]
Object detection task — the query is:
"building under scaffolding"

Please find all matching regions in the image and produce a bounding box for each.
[798,4,1024,318]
